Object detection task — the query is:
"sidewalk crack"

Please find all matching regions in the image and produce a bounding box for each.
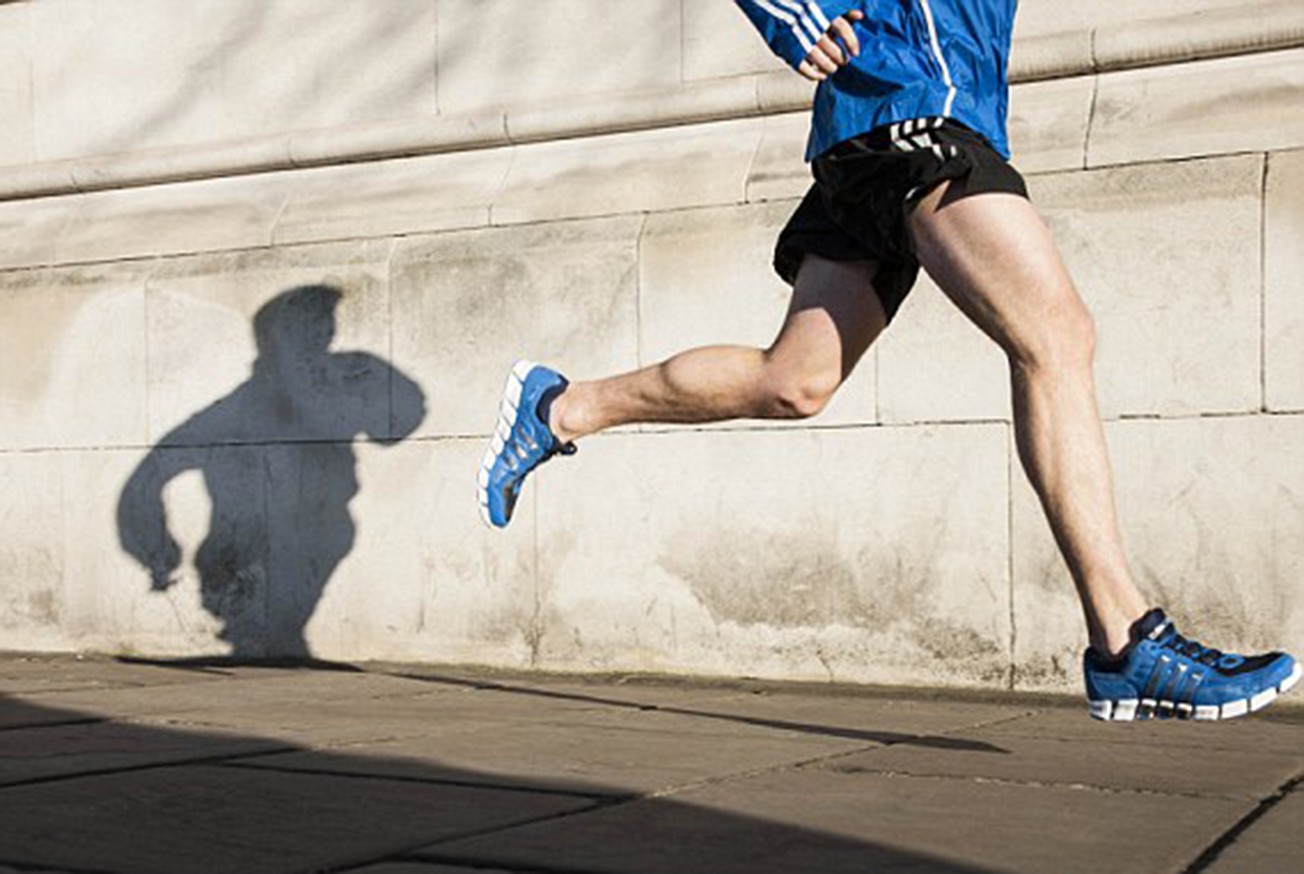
[1179,771,1302,874]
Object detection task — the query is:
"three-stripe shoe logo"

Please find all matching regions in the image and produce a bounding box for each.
[1135,655,1207,720]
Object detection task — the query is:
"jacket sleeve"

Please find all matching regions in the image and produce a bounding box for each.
[734,0,860,70]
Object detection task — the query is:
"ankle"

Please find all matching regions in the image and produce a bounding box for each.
[547,386,583,444]
[1090,604,1151,658]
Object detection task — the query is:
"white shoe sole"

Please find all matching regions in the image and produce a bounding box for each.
[1089,661,1302,721]
[477,359,535,529]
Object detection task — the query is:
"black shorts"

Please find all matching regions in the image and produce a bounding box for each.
[774,117,1029,322]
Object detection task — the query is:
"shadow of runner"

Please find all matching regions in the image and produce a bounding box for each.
[116,285,426,660]
[383,671,1012,753]
[0,689,1006,874]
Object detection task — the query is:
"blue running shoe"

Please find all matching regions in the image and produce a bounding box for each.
[1084,608,1301,721]
[477,360,576,529]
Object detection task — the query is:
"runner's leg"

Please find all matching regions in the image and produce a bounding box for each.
[548,255,886,442]
[907,182,1149,657]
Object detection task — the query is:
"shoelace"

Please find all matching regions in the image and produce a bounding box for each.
[1159,628,1224,667]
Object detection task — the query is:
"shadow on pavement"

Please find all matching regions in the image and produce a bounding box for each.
[0,687,1004,874]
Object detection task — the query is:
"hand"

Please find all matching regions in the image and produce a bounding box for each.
[797,10,864,81]
[148,538,182,592]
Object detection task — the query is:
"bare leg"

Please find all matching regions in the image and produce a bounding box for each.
[908,182,1148,657]
[549,255,887,442]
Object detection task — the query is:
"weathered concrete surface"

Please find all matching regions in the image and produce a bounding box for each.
[638,201,876,428]
[1032,155,1264,419]
[391,216,641,438]
[1,655,1299,874]
[1266,148,1304,412]
[0,264,148,451]
[1090,48,1304,167]
[1013,415,1304,692]
[533,426,1012,687]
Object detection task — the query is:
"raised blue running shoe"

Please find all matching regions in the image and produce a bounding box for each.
[477,360,576,529]
[1084,608,1301,721]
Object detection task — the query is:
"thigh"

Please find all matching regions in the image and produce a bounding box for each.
[906,180,1089,360]
[767,254,888,384]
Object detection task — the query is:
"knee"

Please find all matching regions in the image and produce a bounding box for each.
[761,364,840,420]
[1014,295,1097,373]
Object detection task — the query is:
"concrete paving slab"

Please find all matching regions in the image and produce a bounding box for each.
[0,695,102,730]
[385,670,763,711]
[0,764,595,874]
[30,668,436,719]
[340,673,1030,747]
[422,768,1252,874]
[1203,789,1304,874]
[492,682,1032,744]
[975,706,1304,756]
[0,655,283,695]
[135,687,578,748]
[235,704,867,797]
[822,730,1300,799]
[0,720,287,786]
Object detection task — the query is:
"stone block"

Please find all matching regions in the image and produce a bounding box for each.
[0,451,66,652]
[746,112,812,203]
[0,764,593,874]
[308,439,538,668]
[56,172,294,265]
[1014,0,1260,43]
[0,197,76,271]
[0,3,33,167]
[876,274,1010,424]
[638,201,875,428]
[65,446,255,658]
[1008,77,1093,174]
[1090,48,1304,167]
[390,216,642,437]
[492,119,760,225]
[1093,1,1304,74]
[0,264,148,450]
[1266,148,1304,412]
[533,426,1012,688]
[429,766,1251,874]
[30,0,438,162]
[217,0,439,131]
[1009,30,1093,82]
[436,0,681,116]
[1013,416,1304,691]
[1030,155,1263,418]
[684,0,786,82]
[143,242,396,446]
[274,147,511,246]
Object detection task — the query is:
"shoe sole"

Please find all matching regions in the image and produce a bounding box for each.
[477,359,535,529]
[1089,661,1302,722]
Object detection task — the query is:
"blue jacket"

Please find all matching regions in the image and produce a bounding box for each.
[736,0,1016,160]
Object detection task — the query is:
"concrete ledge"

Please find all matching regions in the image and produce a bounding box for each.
[2,1,1301,202]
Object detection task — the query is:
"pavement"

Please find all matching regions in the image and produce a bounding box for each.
[0,654,1300,874]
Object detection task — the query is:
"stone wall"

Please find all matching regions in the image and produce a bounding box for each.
[1,0,1302,693]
